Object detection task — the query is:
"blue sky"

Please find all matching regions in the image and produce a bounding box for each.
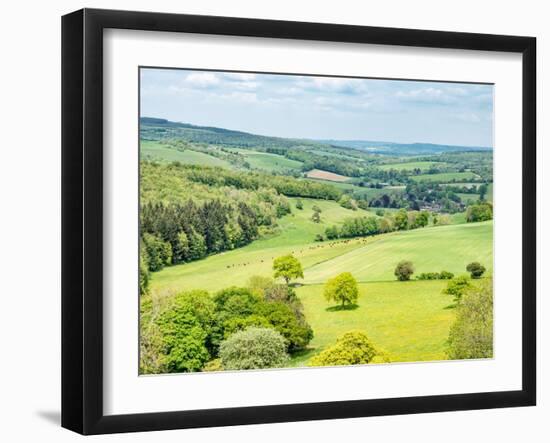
[140,68,493,147]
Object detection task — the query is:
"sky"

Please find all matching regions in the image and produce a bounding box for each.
[140,68,494,147]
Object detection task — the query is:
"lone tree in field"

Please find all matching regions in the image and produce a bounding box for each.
[311,205,322,223]
[311,210,321,223]
[295,199,304,210]
[394,260,414,281]
[466,262,486,279]
[324,272,359,308]
[273,255,304,285]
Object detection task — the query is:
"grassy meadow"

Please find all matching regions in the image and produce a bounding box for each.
[141,140,232,168]
[148,194,493,365]
[227,147,304,172]
[410,171,479,182]
[292,280,455,364]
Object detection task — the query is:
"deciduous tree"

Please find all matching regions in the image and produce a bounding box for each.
[273,255,304,285]
[394,260,414,281]
[324,272,359,307]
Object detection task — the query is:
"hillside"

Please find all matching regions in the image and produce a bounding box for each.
[141,117,492,157]
[150,204,492,293]
[140,117,326,151]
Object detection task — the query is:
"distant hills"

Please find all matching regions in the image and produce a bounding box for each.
[318,139,492,156]
[140,117,492,156]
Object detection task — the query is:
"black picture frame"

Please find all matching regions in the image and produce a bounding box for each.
[62,8,536,435]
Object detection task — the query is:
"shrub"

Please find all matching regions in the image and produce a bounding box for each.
[315,234,325,242]
[219,327,289,370]
[416,272,440,280]
[339,195,357,210]
[466,262,486,279]
[394,260,414,281]
[447,279,493,359]
[375,209,385,217]
[436,214,451,225]
[439,270,455,280]
[466,202,493,222]
[324,272,359,308]
[308,331,381,367]
[295,199,303,210]
[415,211,430,228]
[325,225,339,240]
[394,209,408,230]
[416,270,454,280]
[443,275,472,302]
[203,359,223,372]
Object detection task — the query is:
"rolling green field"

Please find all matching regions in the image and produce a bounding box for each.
[227,148,304,172]
[378,161,446,171]
[141,140,231,168]
[148,195,492,364]
[303,221,492,284]
[410,171,479,183]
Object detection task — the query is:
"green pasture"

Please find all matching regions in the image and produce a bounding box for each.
[150,198,492,297]
[291,280,455,364]
[140,140,231,168]
[410,171,479,183]
[304,221,492,284]
[228,148,304,172]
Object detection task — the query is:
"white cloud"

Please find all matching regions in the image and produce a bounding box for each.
[184,72,221,88]
[224,73,257,81]
[298,77,369,95]
[396,87,448,102]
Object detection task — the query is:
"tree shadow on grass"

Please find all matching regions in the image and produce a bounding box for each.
[326,304,359,312]
[443,303,457,310]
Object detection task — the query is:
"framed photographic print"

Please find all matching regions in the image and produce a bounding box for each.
[62,8,536,435]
